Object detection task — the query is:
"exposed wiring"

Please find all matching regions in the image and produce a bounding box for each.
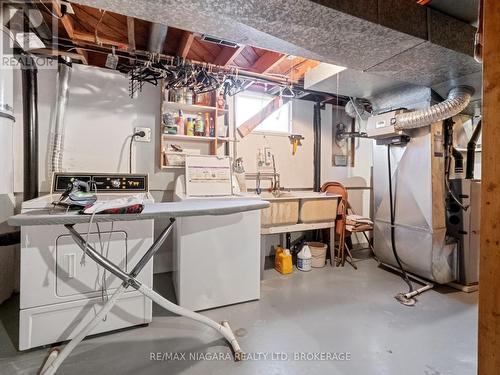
[94,10,106,45]
[36,0,63,19]
[129,131,145,174]
[387,145,415,303]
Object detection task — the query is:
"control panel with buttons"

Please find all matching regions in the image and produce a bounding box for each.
[52,173,148,193]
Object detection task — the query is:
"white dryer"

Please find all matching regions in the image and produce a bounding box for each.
[19,173,154,350]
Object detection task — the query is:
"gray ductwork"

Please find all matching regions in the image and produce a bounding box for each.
[50,57,72,173]
[394,86,474,130]
[148,23,168,53]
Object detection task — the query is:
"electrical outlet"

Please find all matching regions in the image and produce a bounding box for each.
[134,127,151,142]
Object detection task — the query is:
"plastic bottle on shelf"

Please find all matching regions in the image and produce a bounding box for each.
[209,117,215,137]
[186,117,194,136]
[176,110,185,135]
[204,113,210,137]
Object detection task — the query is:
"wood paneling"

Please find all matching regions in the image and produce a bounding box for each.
[478,1,500,374]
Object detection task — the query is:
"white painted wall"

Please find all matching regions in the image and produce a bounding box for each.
[11,62,374,272]
[12,62,182,194]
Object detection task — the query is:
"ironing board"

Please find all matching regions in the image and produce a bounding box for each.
[8,199,269,375]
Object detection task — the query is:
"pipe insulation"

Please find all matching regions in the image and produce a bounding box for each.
[50,57,72,173]
[148,23,168,53]
[395,86,473,130]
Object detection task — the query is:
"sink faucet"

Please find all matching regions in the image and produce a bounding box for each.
[256,172,262,195]
[271,156,280,197]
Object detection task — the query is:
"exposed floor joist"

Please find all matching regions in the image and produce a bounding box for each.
[250,51,287,73]
[48,0,88,63]
[177,31,194,59]
[213,45,245,66]
[126,16,135,51]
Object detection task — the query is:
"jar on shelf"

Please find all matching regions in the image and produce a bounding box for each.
[195,113,205,136]
[186,90,193,105]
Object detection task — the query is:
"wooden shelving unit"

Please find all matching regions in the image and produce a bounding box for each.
[160,80,229,169]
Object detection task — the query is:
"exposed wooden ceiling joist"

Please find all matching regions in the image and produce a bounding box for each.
[46,0,87,64]
[31,48,88,63]
[177,31,194,59]
[35,2,318,83]
[249,51,287,73]
[73,30,128,49]
[213,45,245,67]
[126,16,135,51]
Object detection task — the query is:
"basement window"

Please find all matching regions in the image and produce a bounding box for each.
[235,92,292,135]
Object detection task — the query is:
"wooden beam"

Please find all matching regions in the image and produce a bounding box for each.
[249,51,286,73]
[74,48,88,64]
[286,59,321,81]
[177,31,194,59]
[127,16,135,51]
[478,2,500,375]
[213,45,245,67]
[72,30,128,49]
[51,0,74,38]
[48,0,94,64]
[31,48,87,63]
[237,96,289,137]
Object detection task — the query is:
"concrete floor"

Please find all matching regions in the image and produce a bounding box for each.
[0,258,477,375]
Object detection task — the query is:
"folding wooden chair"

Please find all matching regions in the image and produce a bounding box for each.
[321,182,374,269]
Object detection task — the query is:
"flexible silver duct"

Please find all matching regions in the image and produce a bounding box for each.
[50,57,72,173]
[345,98,369,120]
[394,86,473,130]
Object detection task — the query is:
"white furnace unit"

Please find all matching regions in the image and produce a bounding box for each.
[19,173,154,350]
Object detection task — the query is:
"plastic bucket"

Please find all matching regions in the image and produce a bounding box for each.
[308,242,327,268]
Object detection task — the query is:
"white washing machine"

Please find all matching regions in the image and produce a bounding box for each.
[19,173,154,350]
[173,156,261,311]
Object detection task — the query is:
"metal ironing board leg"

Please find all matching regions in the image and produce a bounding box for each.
[39,218,243,375]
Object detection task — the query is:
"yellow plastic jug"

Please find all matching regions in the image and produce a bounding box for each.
[275,247,293,274]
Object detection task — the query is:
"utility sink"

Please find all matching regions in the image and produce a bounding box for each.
[259,191,339,227]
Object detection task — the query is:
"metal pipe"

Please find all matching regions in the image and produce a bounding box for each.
[148,23,168,53]
[313,102,322,192]
[465,120,482,179]
[451,147,464,174]
[50,56,72,173]
[21,55,39,201]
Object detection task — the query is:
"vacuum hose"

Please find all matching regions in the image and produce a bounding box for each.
[387,145,414,302]
[395,86,473,130]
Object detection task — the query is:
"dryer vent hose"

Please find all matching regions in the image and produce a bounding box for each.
[395,86,473,130]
